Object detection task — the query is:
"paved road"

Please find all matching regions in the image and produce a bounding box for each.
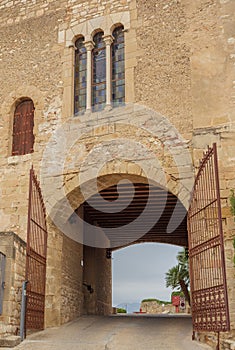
[7,315,212,350]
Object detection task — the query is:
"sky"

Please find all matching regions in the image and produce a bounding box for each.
[112,243,181,307]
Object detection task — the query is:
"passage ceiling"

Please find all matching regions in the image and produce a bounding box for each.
[81,182,188,248]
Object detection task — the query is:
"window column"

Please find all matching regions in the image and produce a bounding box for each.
[84,41,94,112]
[103,35,113,110]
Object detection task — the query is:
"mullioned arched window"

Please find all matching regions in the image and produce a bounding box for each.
[74,25,125,114]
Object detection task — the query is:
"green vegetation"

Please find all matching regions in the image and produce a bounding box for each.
[171,291,184,297]
[165,249,190,306]
[229,190,235,266]
[141,298,171,305]
[117,308,126,313]
[230,190,235,220]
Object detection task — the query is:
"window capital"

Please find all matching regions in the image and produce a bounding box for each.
[84,40,95,51]
[103,35,114,46]
[68,43,76,50]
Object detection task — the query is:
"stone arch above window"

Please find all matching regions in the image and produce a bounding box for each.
[12,99,35,156]
[63,12,130,46]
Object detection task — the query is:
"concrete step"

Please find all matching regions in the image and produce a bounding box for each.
[0,336,21,348]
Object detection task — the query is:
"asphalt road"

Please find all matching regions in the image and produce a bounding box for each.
[8,315,212,350]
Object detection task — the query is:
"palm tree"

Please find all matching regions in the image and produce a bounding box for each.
[165,249,190,306]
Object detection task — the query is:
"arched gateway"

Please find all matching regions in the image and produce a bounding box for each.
[38,103,196,327]
[23,106,231,345]
[25,142,230,344]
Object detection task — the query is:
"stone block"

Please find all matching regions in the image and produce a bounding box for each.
[0,335,21,347]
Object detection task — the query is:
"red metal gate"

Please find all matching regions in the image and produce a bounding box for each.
[188,143,230,333]
[26,167,48,331]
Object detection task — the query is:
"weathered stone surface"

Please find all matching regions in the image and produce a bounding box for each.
[0,335,21,347]
[0,233,26,337]
[0,1,235,349]
[140,300,175,315]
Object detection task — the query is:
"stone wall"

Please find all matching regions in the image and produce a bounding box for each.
[45,220,112,326]
[1,0,234,242]
[95,248,112,315]
[140,300,175,315]
[0,0,235,345]
[195,332,235,350]
[61,235,83,324]
[0,0,131,28]
[135,0,192,138]
[0,0,134,241]
[83,246,112,316]
[222,339,235,350]
[0,232,26,337]
[0,6,64,241]
[45,221,63,328]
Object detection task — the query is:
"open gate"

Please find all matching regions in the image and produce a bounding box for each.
[26,167,48,332]
[188,143,230,336]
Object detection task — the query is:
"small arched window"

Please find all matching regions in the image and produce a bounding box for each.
[74,37,87,114]
[12,99,35,156]
[112,25,125,107]
[92,31,106,111]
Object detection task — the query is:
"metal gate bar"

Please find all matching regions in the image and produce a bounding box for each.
[188,143,230,332]
[26,167,47,331]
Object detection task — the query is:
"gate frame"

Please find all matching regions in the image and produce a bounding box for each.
[188,143,230,337]
[25,166,48,334]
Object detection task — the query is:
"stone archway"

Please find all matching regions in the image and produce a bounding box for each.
[42,139,230,347]
[44,171,189,326]
[41,104,194,249]
[40,103,194,326]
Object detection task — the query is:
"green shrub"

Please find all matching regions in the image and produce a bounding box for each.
[171,291,184,297]
[117,308,126,313]
[230,190,235,220]
[230,190,235,266]
[141,298,171,305]
[141,298,158,303]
